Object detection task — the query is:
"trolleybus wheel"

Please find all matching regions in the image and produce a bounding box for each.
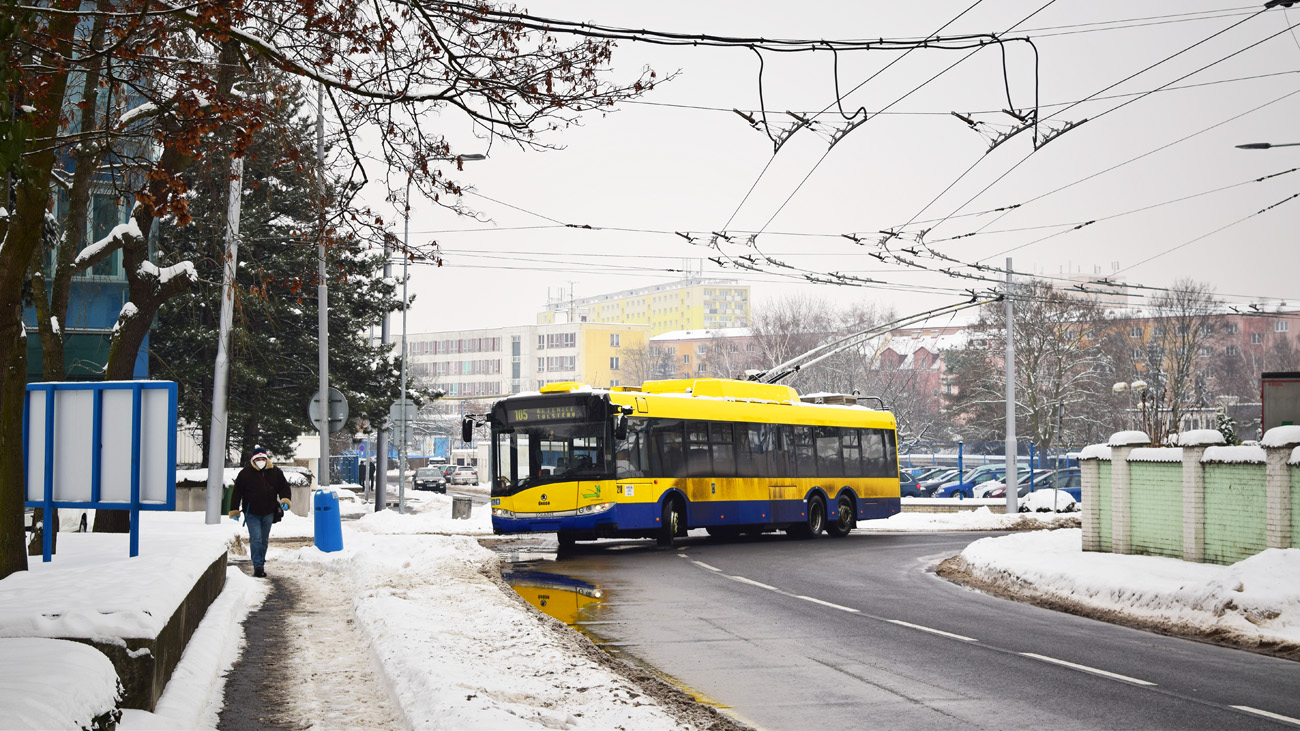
[557,531,576,548]
[789,495,826,539]
[826,496,854,537]
[657,498,683,547]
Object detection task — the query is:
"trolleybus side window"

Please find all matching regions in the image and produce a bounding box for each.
[793,425,816,477]
[815,425,843,477]
[686,420,711,476]
[860,429,883,476]
[652,419,685,477]
[738,423,764,477]
[774,425,794,478]
[710,421,736,476]
[841,429,862,476]
[882,429,898,476]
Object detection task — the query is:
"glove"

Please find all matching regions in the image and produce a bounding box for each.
[228,510,239,520]
[280,499,292,511]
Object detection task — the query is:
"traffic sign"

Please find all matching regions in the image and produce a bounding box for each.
[389,398,419,427]
[309,387,349,433]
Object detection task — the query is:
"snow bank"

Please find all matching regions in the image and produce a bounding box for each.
[1128,447,1182,462]
[119,568,269,730]
[0,638,122,729]
[960,530,1300,647]
[1262,425,1300,448]
[275,532,691,730]
[1174,429,1225,447]
[1202,445,1266,464]
[0,513,238,640]
[870,506,1073,532]
[1108,430,1150,447]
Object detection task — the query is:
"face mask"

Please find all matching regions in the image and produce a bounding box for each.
[253,458,268,470]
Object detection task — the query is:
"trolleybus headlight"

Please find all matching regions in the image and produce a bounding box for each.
[575,502,615,516]
[492,508,515,519]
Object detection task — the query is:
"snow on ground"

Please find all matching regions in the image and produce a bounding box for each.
[870,506,1076,532]
[0,638,123,729]
[958,529,1300,648]
[273,533,692,730]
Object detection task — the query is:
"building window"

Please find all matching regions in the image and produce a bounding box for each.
[537,358,545,373]
[537,335,545,350]
[696,364,707,374]
[1226,345,1240,356]
[1199,347,1213,357]
[609,379,620,388]
[610,356,620,370]
[1252,333,1264,344]
[1177,324,1190,335]
[683,354,690,364]
[512,335,521,356]
[1277,321,1290,332]
[1129,326,1142,338]
[1226,323,1239,334]
[1154,326,1165,336]
[610,333,620,347]
[1199,324,1214,335]
[1132,348,1143,359]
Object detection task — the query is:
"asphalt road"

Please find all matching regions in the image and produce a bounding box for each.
[531,530,1300,730]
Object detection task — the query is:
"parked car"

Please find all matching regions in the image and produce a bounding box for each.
[1019,488,1078,513]
[934,464,1029,499]
[449,466,479,485]
[438,464,458,480]
[977,469,1053,498]
[900,471,926,498]
[1045,467,1082,501]
[910,466,953,483]
[413,467,447,493]
[915,468,961,497]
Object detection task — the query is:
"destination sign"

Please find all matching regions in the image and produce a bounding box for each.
[509,404,582,424]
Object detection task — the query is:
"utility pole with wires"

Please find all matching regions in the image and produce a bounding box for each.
[1005,257,1018,516]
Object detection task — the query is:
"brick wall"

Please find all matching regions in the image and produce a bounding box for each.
[1128,461,1182,559]
[1203,464,1268,565]
[1292,467,1300,550]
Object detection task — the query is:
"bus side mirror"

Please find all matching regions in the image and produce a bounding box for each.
[462,417,474,443]
[614,414,628,441]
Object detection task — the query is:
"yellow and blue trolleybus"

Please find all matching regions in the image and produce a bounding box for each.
[485,377,900,546]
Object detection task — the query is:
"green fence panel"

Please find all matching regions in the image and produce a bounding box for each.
[1128,461,1183,558]
[1098,462,1112,551]
[1204,463,1267,565]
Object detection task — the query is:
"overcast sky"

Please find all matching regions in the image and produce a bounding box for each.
[375,1,1300,335]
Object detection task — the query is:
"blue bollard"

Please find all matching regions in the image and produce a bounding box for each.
[313,489,343,553]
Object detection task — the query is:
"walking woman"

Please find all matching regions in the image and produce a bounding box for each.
[229,446,292,577]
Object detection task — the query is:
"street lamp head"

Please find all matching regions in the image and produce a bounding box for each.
[1113,381,1128,393]
[1131,380,1148,392]
[456,153,487,161]
[1236,142,1273,150]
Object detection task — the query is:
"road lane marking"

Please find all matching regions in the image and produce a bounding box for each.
[886,619,976,642]
[796,596,860,613]
[727,575,782,592]
[1231,706,1300,726]
[692,561,721,572]
[1020,652,1155,686]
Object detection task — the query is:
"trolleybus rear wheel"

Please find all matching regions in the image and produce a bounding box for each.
[657,498,683,547]
[826,496,854,537]
[557,531,576,548]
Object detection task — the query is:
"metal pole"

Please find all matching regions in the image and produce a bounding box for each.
[398,177,411,514]
[375,243,390,510]
[1005,257,1018,515]
[204,155,244,524]
[316,82,330,491]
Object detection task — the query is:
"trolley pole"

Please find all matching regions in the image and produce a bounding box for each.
[1004,258,1018,515]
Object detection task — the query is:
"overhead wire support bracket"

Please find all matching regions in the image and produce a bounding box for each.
[1035,118,1088,150]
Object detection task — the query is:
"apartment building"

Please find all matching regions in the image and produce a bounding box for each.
[537,278,751,335]
[405,321,652,398]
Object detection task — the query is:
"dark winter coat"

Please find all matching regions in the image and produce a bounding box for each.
[232,465,292,522]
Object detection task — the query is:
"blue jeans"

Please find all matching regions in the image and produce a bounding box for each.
[246,513,274,569]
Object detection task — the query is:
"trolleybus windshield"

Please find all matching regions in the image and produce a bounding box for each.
[494,421,610,496]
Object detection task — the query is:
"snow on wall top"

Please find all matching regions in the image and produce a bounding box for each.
[1078,444,1112,460]
[1108,430,1150,447]
[1291,446,1300,466]
[1129,447,1183,463]
[1174,429,1226,447]
[1262,425,1300,448]
[1202,445,1266,464]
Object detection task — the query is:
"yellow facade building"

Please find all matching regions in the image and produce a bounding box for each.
[537,278,751,336]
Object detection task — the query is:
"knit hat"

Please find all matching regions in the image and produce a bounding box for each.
[251,447,269,468]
